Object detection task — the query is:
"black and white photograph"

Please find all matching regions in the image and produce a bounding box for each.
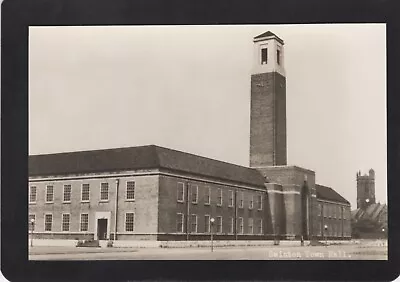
[27,24,388,261]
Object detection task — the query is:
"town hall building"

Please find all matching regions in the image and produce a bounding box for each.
[28,31,351,242]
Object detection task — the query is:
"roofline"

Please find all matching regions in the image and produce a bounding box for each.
[253,35,284,45]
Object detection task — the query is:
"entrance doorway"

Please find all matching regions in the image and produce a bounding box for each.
[97,219,108,240]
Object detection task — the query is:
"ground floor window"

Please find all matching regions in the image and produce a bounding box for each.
[216,216,222,233]
[239,217,244,234]
[125,213,135,232]
[80,214,89,232]
[204,215,210,233]
[176,213,184,233]
[29,214,35,231]
[191,214,197,233]
[257,219,263,234]
[228,217,234,234]
[62,214,70,232]
[44,214,52,231]
[248,218,253,234]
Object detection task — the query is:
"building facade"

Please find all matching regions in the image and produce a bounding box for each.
[29,31,351,241]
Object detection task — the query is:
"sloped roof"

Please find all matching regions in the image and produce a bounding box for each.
[315,184,350,205]
[29,145,266,188]
[352,203,387,222]
[254,31,284,44]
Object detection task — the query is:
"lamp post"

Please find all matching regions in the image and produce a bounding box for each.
[210,218,215,252]
[30,218,35,247]
[324,224,328,246]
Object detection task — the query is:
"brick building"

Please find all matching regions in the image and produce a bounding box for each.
[29,31,351,241]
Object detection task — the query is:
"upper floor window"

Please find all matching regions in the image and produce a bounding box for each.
[239,191,244,208]
[204,187,210,205]
[63,184,72,202]
[126,181,135,200]
[29,186,37,203]
[81,184,90,202]
[191,185,198,204]
[177,182,185,203]
[229,190,234,207]
[277,48,281,65]
[46,185,54,203]
[257,195,263,210]
[217,188,223,206]
[249,195,254,209]
[261,48,268,64]
[100,183,109,201]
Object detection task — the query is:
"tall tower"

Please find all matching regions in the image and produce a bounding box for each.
[250,31,287,167]
[356,169,376,209]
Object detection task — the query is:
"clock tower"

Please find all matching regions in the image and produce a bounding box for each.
[250,31,287,167]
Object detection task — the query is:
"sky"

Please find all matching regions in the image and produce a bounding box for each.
[28,24,387,208]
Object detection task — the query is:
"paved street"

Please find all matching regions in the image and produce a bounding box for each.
[29,241,388,260]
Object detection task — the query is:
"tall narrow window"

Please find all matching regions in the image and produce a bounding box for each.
[249,195,254,209]
[239,191,244,208]
[191,185,198,204]
[257,195,263,210]
[125,213,135,232]
[216,216,222,233]
[258,219,263,234]
[318,203,322,216]
[126,181,135,200]
[81,184,90,202]
[277,49,281,65]
[63,184,72,202]
[44,214,52,231]
[217,189,222,206]
[29,186,37,203]
[80,213,89,231]
[176,213,184,233]
[62,214,70,231]
[239,217,244,234]
[229,217,234,234]
[191,214,198,233]
[204,187,211,205]
[261,48,268,64]
[29,214,36,231]
[248,218,254,234]
[100,183,109,201]
[46,185,54,202]
[177,182,185,203]
[229,190,234,207]
[204,215,210,233]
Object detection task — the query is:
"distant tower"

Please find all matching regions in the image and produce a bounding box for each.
[249,31,287,167]
[357,169,376,209]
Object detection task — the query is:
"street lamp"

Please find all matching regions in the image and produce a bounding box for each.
[210,218,215,252]
[30,218,35,247]
[324,224,328,246]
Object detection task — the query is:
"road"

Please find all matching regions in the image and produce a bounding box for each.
[29,243,388,260]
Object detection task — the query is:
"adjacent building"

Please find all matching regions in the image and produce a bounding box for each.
[29,31,351,241]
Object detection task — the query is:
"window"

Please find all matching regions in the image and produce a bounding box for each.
[100,183,109,201]
[176,213,184,233]
[257,195,263,210]
[81,184,90,202]
[323,205,327,217]
[229,217,234,234]
[62,214,70,231]
[249,195,254,209]
[261,47,268,64]
[46,185,54,202]
[229,190,234,207]
[239,217,244,234]
[177,182,185,202]
[80,214,89,232]
[44,214,52,231]
[239,191,244,208]
[216,216,222,233]
[318,203,322,216]
[258,219,263,234]
[191,185,198,204]
[333,206,337,218]
[126,181,135,200]
[217,189,222,206]
[204,187,210,205]
[277,49,281,65]
[248,218,254,234]
[204,215,210,233]
[63,184,72,202]
[29,186,37,203]
[125,213,135,232]
[191,214,198,233]
[29,214,35,231]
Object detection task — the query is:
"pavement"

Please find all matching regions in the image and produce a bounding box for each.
[29,240,388,260]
